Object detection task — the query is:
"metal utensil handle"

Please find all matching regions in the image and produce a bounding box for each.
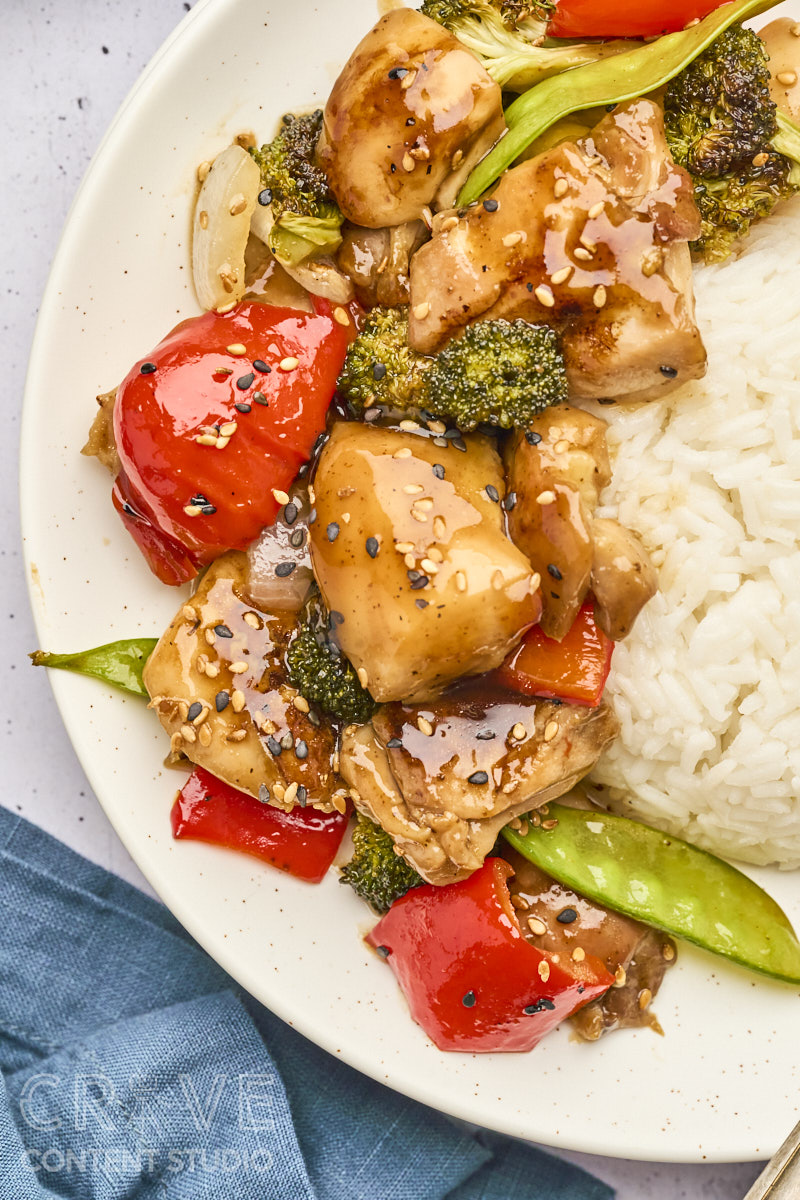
[743,1118,800,1199]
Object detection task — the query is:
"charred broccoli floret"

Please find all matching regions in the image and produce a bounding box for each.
[665,25,800,261]
[340,813,423,913]
[286,595,376,725]
[336,307,432,411]
[665,26,777,178]
[422,319,567,431]
[251,112,343,266]
[419,0,632,92]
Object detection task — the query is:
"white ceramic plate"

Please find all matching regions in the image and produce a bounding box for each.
[21,0,800,1164]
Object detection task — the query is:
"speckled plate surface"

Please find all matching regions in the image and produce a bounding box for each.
[20,0,800,1163]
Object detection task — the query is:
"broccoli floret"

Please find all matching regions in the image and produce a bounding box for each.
[665,27,777,179]
[665,25,800,261]
[286,594,376,726]
[692,150,795,262]
[340,814,423,913]
[337,307,432,411]
[251,112,343,266]
[419,0,631,92]
[421,319,567,431]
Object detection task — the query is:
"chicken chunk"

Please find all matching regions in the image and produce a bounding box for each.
[318,9,505,228]
[590,518,659,642]
[308,422,542,702]
[339,686,619,885]
[337,220,428,307]
[143,552,347,812]
[408,99,706,403]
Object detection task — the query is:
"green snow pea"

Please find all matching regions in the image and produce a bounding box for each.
[458,0,783,206]
[30,638,158,698]
[503,804,800,984]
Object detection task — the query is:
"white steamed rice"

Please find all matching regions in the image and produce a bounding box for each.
[586,196,800,868]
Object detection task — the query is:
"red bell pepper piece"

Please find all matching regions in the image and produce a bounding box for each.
[367,858,613,1052]
[495,598,613,707]
[171,768,350,884]
[547,0,729,39]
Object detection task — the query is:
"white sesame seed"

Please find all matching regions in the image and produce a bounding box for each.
[272,782,286,800]
[279,357,299,372]
[588,201,605,219]
[777,70,798,86]
[404,553,416,568]
[554,439,569,453]
[638,987,653,1010]
[411,508,428,523]
[231,690,246,713]
[574,247,594,262]
[427,419,447,434]
[226,343,247,356]
[528,916,547,936]
[593,285,607,308]
[219,421,238,437]
[512,722,526,741]
[544,719,559,742]
[420,558,439,575]
[198,723,212,746]
[293,695,310,713]
[227,728,247,743]
[394,447,413,459]
[395,541,415,554]
[183,504,203,517]
[183,605,197,621]
[417,716,434,736]
[399,419,420,432]
[402,153,416,173]
[205,629,217,646]
[341,512,351,524]
[308,486,316,503]
[180,724,197,743]
[412,301,430,320]
[197,160,212,182]
[205,662,220,679]
[530,573,541,592]
[357,666,369,688]
[537,961,551,982]
[433,516,447,540]
[284,781,299,805]
[229,193,247,215]
[550,266,572,285]
[553,177,568,198]
[401,68,417,90]
[455,571,467,593]
[580,230,597,251]
[492,569,505,590]
[243,612,261,629]
[414,498,434,511]
[332,306,350,326]
[534,284,555,308]
[502,231,525,248]
[272,488,290,505]
[199,210,209,230]
[214,436,231,450]
[439,215,459,233]
[451,148,463,168]
[216,302,237,315]
[229,661,248,674]
[427,546,443,562]
[195,434,218,446]
[536,490,556,505]
[404,483,424,495]
[614,966,627,987]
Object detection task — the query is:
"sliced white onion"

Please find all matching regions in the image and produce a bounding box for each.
[246,493,314,613]
[192,145,261,311]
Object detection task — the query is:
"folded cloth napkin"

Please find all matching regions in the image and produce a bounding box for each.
[0,805,613,1200]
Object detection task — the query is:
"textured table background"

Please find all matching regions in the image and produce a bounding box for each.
[3,2,768,1196]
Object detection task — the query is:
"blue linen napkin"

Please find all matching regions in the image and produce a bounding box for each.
[0,805,614,1200]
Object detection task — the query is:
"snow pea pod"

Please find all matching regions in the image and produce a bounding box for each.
[30,638,158,697]
[503,804,800,984]
[459,0,783,206]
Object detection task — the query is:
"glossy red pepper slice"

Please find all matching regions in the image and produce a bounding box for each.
[171,768,350,884]
[547,0,729,38]
[367,858,613,1052]
[495,598,613,707]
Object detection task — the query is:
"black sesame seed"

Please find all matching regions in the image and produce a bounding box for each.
[386,738,403,749]
[366,537,379,559]
[524,998,556,1015]
[547,563,563,581]
[468,770,489,785]
[284,502,299,526]
[485,484,500,502]
[410,574,429,590]
[433,437,448,448]
[426,164,432,175]
[577,985,585,994]
[483,198,499,212]
[307,711,321,728]
[476,730,496,741]
[376,945,391,959]
[444,428,460,439]
[390,163,397,174]
[372,362,387,381]
[462,990,477,1008]
[275,561,296,577]
[525,431,542,446]
[313,431,330,455]
[327,522,340,542]
[215,691,230,712]
[289,529,305,549]
[502,491,517,512]
[308,508,317,525]
[280,731,294,751]
[191,493,208,505]
[235,403,251,414]
[253,392,269,406]
[329,610,345,626]
[139,361,157,374]
[406,117,416,126]
[452,437,467,452]
[236,372,255,390]
[253,359,271,373]
[295,739,309,760]
[526,281,534,293]
[296,785,308,806]
[557,907,578,924]
[201,504,217,516]
[257,188,273,207]
[432,463,445,480]
[214,624,233,638]
[407,569,422,583]
[660,365,678,378]
[389,67,408,79]
[258,784,270,804]
[187,701,202,722]
[267,736,282,756]
[415,599,429,609]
